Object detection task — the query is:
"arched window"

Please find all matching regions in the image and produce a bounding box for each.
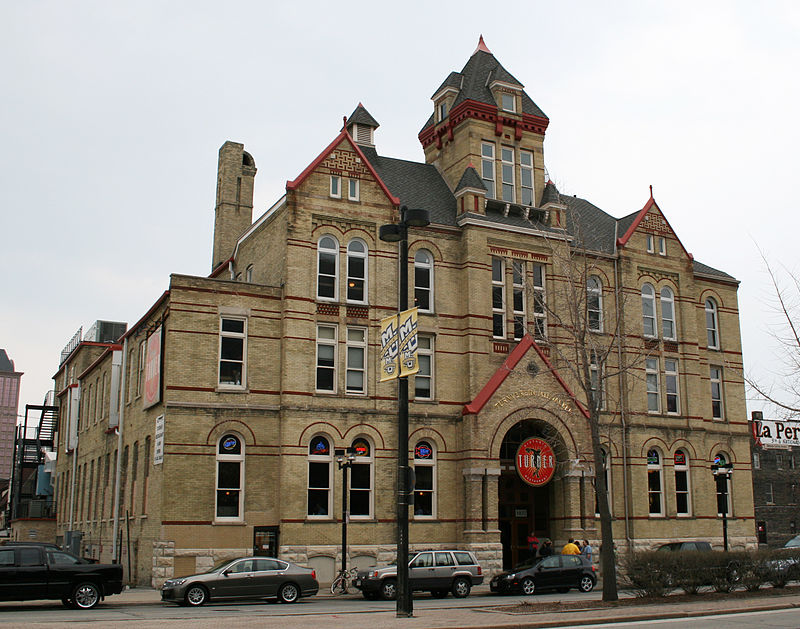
[587,276,603,332]
[705,298,720,349]
[595,447,612,517]
[647,448,664,516]
[414,440,436,518]
[346,239,368,303]
[414,249,434,312]
[714,452,732,517]
[349,437,373,519]
[216,433,244,520]
[641,284,656,337]
[660,287,676,340]
[674,450,690,516]
[307,436,332,518]
[317,236,339,301]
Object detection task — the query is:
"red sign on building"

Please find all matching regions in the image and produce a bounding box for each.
[516,437,556,487]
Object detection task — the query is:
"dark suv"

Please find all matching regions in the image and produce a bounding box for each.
[354,550,483,600]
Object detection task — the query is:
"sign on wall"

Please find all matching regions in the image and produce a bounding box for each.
[516,437,556,487]
[154,414,165,465]
[143,326,162,409]
[752,418,800,448]
[379,308,419,381]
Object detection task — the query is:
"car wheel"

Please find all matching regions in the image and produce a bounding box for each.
[431,589,449,598]
[184,584,208,606]
[278,582,300,603]
[579,576,595,592]
[451,577,471,598]
[520,577,536,595]
[72,582,101,609]
[381,579,397,601]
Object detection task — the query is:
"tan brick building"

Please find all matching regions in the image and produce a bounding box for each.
[52,37,754,586]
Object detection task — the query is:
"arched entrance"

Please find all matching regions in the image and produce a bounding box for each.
[498,419,568,570]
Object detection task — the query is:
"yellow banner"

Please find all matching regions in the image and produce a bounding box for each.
[398,307,419,378]
[379,314,399,382]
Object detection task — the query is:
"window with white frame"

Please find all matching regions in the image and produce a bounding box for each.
[346,327,366,394]
[705,298,720,349]
[767,482,774,504]
[349,437,373,518]
[330,175,341,198]
[664,358,679,414]
[317,236,339,301]
[674,450,690,516]
[753,452,760,469]
[520,150,534,206]
[501,146,514,202]
[438,101,447,122]
[533,264,546,339]
[346,239,367,303]
[646,234,655,253]
[660,287,676,340]
[590,351,604,411]
[216,433,244,520]
[219,317,246,387]
[710,366,724,420]
[316,325,337,392]
[307,436,332,517]
[595,447,611,516]
[647,449,664,516]
[501,92,515,112]
[245,264,254,282]
[414,440,436,517]
[658,237,666,256]
[137,340,146,396]
[646,358,660,412]
[512,260,526,340]
[481,142,495,198]
[492,257,505,338]
[587,276,603,332]
[348,178,359,201]
[414,249,433,312]
[414,335,433,399]
[641,284,656,337]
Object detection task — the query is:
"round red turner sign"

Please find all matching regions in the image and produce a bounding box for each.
[516,438,556,487]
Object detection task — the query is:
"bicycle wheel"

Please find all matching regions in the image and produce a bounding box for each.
[331,576,346,595]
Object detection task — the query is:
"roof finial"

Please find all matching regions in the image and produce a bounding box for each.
[343,115,348,129]
[473,34,491,55]
[649,184,653,199]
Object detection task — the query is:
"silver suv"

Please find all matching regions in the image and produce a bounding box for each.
[354,550,483,600]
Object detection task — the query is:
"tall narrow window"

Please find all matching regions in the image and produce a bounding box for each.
[533,264,546,339]
[345,327,366,394]
[664,358,679,414]
[512,260,526,340]
[414,441,436,518]
[658,236,666,255]
[414,249,433,312]
[481,142,495,198]
[346,239,367,303]
[590,351,604,411]
[647,449,664,516]
[492,257,505,338]
[245,265,253,282]
[587,276,603,332]
[131,441,138,514]
[414,335,433,400]
[307,436,332,518]
[216,433,244,520]
[674,450,690,516]
[137,340,146,396]
[646,234,655,253]
[705,298,720,349]
[330,175,341,198]
[710,366,724,420]
[348,178,359,201]
[349,438,373,518]
[316,325,337,393]
[646,358,660,412]
[143,435,151,513]
[641,284,656,337]
[520,150,534,205]
[660,287,676,340]
[219,317,246,387]
[501,146,514,202]
[317,236,339,300]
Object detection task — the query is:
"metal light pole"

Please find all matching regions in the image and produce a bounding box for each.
[379,205,430,618]
[711,462,733,551]
[335,447,356,580]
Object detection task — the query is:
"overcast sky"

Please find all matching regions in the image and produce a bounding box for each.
[3,1,798,421]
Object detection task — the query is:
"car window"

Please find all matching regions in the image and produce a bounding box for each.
[254,559,282,571]
[48,551,81,565]
[19,548,43,566]
[564,556,581,567]
[410,552,432,568]
[435,552,452,567]
[540,556,560,569]
[0,550,14,566]
[453,551,476,566]
[785,536,800,548]
[229,559,254,573]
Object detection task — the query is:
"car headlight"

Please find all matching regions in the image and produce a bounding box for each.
[166,578,187,586]
[504,573,515,580]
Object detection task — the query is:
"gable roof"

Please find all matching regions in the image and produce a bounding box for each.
[616,192,693,261]
[346,103,379,129]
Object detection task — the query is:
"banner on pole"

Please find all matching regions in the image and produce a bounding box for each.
[379,308,419,381]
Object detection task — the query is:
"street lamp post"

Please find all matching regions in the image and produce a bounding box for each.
[379,205,430,618]
[711,462,733,551]
[335,447,357,580]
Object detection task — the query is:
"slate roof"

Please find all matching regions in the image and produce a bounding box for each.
[455,165,486,193]
[431,72,463,98]
[0,349,14,373]
[346,104,379,129]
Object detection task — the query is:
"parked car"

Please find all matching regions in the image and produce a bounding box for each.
[353,550,483,600]
[160,557,318,606]
[656,541,712,552]
[0,544,123,609]
[490,555,596,595]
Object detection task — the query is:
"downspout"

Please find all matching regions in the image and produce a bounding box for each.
[112,336,128,562]
[68,389,77,532]
[613,224,632,549]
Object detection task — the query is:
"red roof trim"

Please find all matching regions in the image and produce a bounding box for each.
[286,129,400,206]
[121,290,170,341]
[209,257,233,278]
[462,334,590,418]
[616,195,694,261]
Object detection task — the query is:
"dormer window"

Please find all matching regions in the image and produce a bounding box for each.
[501,92,516,113]
[438,101,448,122]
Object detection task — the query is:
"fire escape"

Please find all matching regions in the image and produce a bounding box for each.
[10,404,58,521]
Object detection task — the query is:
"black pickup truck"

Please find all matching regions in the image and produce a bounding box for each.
[0,544,123,608]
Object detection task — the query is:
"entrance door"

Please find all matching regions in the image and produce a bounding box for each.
[498,471,550,569]
[253,526,280,557]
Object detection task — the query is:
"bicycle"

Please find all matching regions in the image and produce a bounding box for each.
[330,566,359,595]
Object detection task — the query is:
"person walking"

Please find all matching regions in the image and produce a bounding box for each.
[539,539,553,557]
[581,539,593,562]
[561,538,581,555]
[527,532,539,557]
